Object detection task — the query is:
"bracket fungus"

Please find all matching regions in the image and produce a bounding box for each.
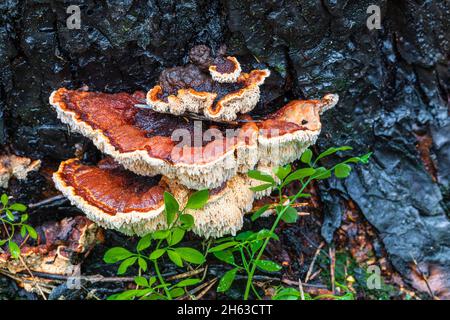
[49,46,338,238]
[0,216,100,275]
[53,158,272,238]
[0,154,41,188]
[49,88,337,190]
[146,45,270,121]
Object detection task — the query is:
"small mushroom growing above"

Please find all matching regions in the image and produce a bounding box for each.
[52,158,271,238]
[49,88,337,190]
[146,45,270,121]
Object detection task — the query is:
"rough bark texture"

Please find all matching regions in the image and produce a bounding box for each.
[0,0,449,290]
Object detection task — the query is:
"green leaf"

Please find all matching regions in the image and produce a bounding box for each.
[163,192,179,225]
[345,152,372,165]
[273,165,291,180]
[359,152,372,164]
[284,168,316,185]
[5,209,14,221]
[315,146,353,163]
[117,257,137,275]
[8,241,20,259]
[20,225,27,238]
[280,206,298,223]
[0,239,6,246]
[209,241,239,253]
[247,170,275,183]
[217,268,237,292]
[249,183,273,192]
[1,194,8,206]
[175,278,201,287]
[250,240,263,253]
[9,203,26,212]
[148,277,157,287]
[134,276,148,287]
[25,225,37,239]
[185,189,209,210]
[311,167,331,180]
[149,248,166,260]
[251,204,270,222]
[167,250,183,267]
[137,234,152,251]
[180,214,194,229]
[138,257,148,272]
[169,228,185,246]
[334,163,352,178]
[108,289,139,300]
[273,287,301,300]
[257,229,279,241]
[152,230,170,240]
[169,288,185,298]
[300,149,313,164]
[235,231,256,241]
[103,247,134,263]
[213,250,235,264]
[255,260,282,272]
[175,247,205,264]
[134,288,154,298]
[20,214,28,223]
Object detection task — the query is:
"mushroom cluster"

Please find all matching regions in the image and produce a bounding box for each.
[49,46,338,238]
[147,45,270,121]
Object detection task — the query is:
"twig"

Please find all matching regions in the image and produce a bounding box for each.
[298,278,305,300]
[329,246,336,294]
[17,256,47,300]
[194,277,218,300]
[280,278,327,289]
[410,254,436,299]
[0,269,54,294]
[28,195,66,209]
[309,269,321,282]
[8,270,177,284]
[178,277,217,300]
[167,267,205,281]
[0,195,68,219]
[304,242,324,283]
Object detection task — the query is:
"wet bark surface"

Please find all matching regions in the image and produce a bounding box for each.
[0,0,449,297]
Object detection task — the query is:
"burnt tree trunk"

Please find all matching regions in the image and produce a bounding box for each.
[0,0,449,291]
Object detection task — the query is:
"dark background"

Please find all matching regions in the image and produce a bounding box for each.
[0,0,449,294]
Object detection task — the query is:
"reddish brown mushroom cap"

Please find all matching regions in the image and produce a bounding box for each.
[209,56,242,83]
[55,158,165,215]
[53,158,272,238]
[50,88,338,189]
[146,52,270,121]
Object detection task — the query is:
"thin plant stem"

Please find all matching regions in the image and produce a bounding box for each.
[243,178,312,300]
[153,259,172,300]
[153,239,172,300]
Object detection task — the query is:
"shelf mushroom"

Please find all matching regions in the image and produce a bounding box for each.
[0,216,100,275]
[146,45,270,121]
[53,158,272,238]
[49,88,338,190]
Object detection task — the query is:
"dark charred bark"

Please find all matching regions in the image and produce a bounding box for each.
[0,0,448,294]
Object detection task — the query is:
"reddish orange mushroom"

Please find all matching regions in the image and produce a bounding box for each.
[50,88,338,190]
[53,158,273,238]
